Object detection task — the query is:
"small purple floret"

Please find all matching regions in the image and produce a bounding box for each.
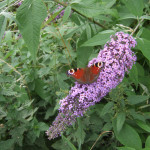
[46,32,137,140]
[18,1,22,6]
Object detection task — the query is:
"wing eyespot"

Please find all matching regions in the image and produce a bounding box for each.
[68,69,75,75]
[95,62,103,68]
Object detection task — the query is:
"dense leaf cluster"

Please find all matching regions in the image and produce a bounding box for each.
[0,0,150,150]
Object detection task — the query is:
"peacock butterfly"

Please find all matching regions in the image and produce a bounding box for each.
[67,62,103,84]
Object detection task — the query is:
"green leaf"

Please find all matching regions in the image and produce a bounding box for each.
[70,13,80,25]
[129,65,138,89]
[77,46,93,68]
[77,30,93,68]
[4,30,12,47]
[0,95,6,102]
[0,15,7,42]
[38,122,49,131]
[52,140,71,150]
[45,107,55,119]
[16,0,47,63]
[57,73,69,89]
[123,0,144,17]
[127,95,149,105]
[64,24,85,39]
[101,0,116,8]
[0,139,14,150]
[81,30,115,46]
[94,15,112,22]
[75,118,86,149]
[140,15,150,20]
[136,120,150,133]
[63,6,71,23]
[71,2,108,18]
[35,79,49,99]
[119,13,137,20]
[0,12,16,23]
[101,101,114,116]
[10,125,27,146]
[117,147,136,150]
[140,28,150,41]
[42,8,63,28]
[35,136,49,150]
[27,131,37,144]
[86,23,91,39]
[1,88,17,96]
[139,83,149,96]
[62,135,77,150]
[137,38,150,61]
[117,112,126,132]
[145,136,150,148]
[129,109,145,122]
[136,63,144,77]
[0,0,15,9]
[113,121,142,149]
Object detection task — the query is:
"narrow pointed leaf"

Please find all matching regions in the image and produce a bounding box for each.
[127,95,149,105]
[16,0,47,62]
[117,112,126,132]
[0,15,7,42]
[62,135,77,150]
[136,120,150,133]
[77,30,93,68]
[137,38,150,61]
[81,30,115,46]
[101,102,114,116]
[63,6,71,23]
[117,147,136,150]
[145,136,150,148]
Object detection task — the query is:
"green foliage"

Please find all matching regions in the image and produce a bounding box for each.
[77,29,93,67]
[16,0,47,63]
[145,136,150,148]
[62,134,77,150]
[113,121,142,149]
[123,0,144,17]
[127,95,149,105]
[0,0,150,149]
[137,38,150,61]
[101,101,114,116]
[82,30,115,46]
[63,6,71,23]
[116,112,126,133]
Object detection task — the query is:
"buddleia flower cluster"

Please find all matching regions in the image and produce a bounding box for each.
[46,32,137,140]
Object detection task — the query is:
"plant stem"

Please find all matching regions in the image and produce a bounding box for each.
[131,18,144,36]
[90,131,113,150]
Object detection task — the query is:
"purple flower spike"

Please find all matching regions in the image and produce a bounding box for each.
[46,32,137,140]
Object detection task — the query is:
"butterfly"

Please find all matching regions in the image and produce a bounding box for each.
[67,62,103,84]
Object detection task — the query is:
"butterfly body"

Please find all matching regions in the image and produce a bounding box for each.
[67,62,103,84]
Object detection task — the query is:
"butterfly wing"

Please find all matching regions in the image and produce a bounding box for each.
[86,62,103,83]
[67,62,103,84]
[67,68,85,83]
